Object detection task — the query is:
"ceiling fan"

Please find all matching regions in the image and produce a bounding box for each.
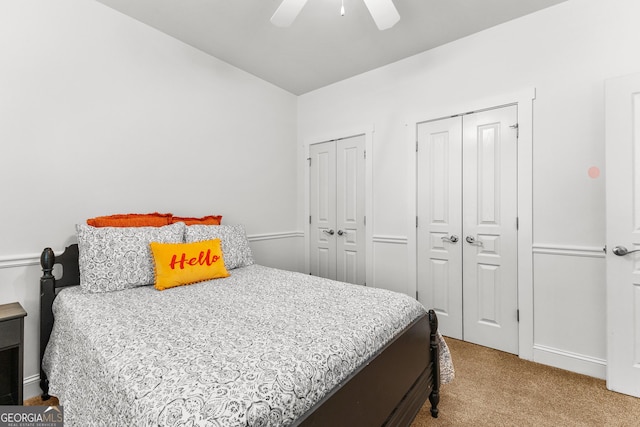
[271,0,400,31]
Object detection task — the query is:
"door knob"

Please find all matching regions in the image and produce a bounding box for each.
[466,235,483,246]
[323,229,335,236]
[337,230,345,236]
[612,245,640,256]
[441,235,459,243]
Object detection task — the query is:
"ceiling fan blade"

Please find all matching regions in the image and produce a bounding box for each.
[362,0,400,30]
[271,0,309,27]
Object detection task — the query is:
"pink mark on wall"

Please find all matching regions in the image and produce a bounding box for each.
[588,166,600,179]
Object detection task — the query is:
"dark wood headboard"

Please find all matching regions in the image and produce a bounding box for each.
[39,244,81,399]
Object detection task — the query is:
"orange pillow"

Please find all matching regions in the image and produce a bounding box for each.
[87,213,172,227]
[171,215,222,226]
[150,239,229,290]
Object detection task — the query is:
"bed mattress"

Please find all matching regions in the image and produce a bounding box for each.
[43,264,450,426]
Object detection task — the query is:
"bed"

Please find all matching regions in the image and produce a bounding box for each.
[38,222,453,426]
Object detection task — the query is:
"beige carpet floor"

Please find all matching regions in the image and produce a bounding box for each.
[26,338,640,426]
[411,338,640,426]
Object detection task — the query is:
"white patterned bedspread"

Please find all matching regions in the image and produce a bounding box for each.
[43,264,453,427]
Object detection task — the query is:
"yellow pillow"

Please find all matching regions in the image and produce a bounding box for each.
[150,239,229,290]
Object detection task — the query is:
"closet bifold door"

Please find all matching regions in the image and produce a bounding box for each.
[335,136,366,285]
[309,135,366,285]
[416,105,519,354]
[417,117,464,340]
[462,106,519,355]
[310,141,338,280]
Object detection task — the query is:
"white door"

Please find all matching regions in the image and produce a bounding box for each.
[605,71,640,397]
[310,135,366,284]
[462,106,519,354]
[309,141,337,279]
[417,105,519,354]
[417,117,464,339]
[336,136,366,284]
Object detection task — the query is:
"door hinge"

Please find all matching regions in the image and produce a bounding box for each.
[416,141,419,152]
[364,216,366,226]
[309,215,312,224]
[307,157,311,166]
[510,123,519,138]
[516,217,519,230]
[416,290,419,300]
[517,309,520,322]
[364,150,366,159]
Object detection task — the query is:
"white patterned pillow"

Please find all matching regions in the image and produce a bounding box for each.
[185,224,254,269]
[76,222,186,293]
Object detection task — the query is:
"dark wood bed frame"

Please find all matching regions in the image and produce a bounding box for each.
[39,245,440,426]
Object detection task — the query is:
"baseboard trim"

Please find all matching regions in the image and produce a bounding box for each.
[533,344,606,379]
[23,374,42,401]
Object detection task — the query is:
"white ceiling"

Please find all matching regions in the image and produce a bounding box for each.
[95,0,567,95]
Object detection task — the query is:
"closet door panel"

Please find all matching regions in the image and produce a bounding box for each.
[309,135,365,285]
[462,106,519,354]
[417,117,463,339]
[336,135,366,285]
[310,141,337,280]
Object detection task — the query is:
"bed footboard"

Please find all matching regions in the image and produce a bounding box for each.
[297,310,440,426]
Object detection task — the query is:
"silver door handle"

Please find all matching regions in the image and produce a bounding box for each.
[441,235,459,243]
[323,229,335,236]
[466,235,483,246]
[337,230,345,236]
[612,245,640,256]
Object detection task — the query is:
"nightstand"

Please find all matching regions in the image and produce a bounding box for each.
[0,302,27,405]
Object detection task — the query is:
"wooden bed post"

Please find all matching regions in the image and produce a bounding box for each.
[428,309,440,418]
[40,247,56,399]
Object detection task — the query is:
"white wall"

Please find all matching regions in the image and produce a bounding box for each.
[4,0,637,400]
[298,0,640,377]
[0,0,300,398]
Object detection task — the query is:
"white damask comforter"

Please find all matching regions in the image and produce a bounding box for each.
[43,264,453,427]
